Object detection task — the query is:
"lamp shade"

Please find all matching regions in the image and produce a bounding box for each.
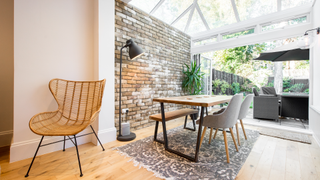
[126,39,144,60]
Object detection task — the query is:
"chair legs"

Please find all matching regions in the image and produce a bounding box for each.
[213,128,218,139]
[229,128,239,152]
[236,123,240,146]
[240,119,247,140]
[25,136,44,177]
[74,135,83,177]
[63,136,66,151]
[199,127,207,149]
[209,128,213,144]
[223,130,230,163]
[90,125,105,151]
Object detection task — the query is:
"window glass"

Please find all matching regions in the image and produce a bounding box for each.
[172,10,190,32]
[198,0,237,29]
[235,0,277,21]
[153,0,193,24]
[194,36,217,46]
[282,0,313,10]
[129,0,161,13]
[222,28,255,40]
[262,16,307,32]
[187,9,207,35]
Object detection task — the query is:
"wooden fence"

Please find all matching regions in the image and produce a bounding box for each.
[212,69,249,95]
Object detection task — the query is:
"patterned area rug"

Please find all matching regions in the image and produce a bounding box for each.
[115,124,259,180]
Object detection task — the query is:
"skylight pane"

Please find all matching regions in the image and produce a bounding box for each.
[282,0,313,10]
[172,10,190,32]
[262,16,307,32]
[235,0,277,21]
[187,9,207,35]
[129,0,161,13]
[198,0,237,29]
[153,0,193,24]
[194,36,217,46]
[222,28,254,40]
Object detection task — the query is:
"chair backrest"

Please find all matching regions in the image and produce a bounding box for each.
[238,94,254,120]
[218,94,243,128]
[252,87,259,96]
[49,79,106,123]
[261,86,277,95]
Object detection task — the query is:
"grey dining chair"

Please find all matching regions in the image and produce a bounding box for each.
[197,94,243,163]
[235,94,253,146]
[211,94,254,146]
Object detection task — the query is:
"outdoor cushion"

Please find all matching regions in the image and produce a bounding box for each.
[261,87,277,96]
[253,88,259,96]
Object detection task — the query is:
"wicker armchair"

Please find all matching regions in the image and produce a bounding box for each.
[25,79,106,178]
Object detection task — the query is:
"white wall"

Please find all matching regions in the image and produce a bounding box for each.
[11,0,116,162]
[310,0,320,145]
[0,0,14,147]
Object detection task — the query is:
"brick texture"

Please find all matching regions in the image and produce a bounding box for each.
[115,0,191,131]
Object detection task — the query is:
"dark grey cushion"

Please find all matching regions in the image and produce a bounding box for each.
[253,88,259,96]
[261,87,277,95]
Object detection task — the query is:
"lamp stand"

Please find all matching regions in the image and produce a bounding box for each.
[117,46,136,141]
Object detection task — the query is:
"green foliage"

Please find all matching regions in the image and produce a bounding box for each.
[289,83,305,92]
[304,88,309,93]
[231,82,241,94]
[182,61,205,95]
[284,89,289,92]
[240,80,257,93]
[212,79,230,94]
[283,78,291,89]
[220,80,230,94]
[266,81,274,87]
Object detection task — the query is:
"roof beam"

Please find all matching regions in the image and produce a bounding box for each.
[184,0,197,33]
[195,2,210,30]
[150,0,165,14]
[230,0,240,22]
[171,4,193,25]
[191,4,312,40]
[191,23,312,54]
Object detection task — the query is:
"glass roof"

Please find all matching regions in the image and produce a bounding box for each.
[128,0,314,35]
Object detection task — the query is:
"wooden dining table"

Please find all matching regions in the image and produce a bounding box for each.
[152,95,233,162]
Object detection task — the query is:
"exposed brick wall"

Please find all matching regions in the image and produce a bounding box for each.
[115,0,191,130]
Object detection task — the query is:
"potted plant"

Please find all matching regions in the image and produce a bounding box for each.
[182,61,204,120]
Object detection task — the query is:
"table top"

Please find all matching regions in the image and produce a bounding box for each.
[279,93,309,98]
[153,95,233,107]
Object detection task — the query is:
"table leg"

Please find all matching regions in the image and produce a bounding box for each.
[160,103,168,149]
[195,106,204,162]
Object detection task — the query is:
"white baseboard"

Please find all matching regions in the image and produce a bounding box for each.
[91,127,117,146]
[10,128,92,163]
[313,133,320,147]
[0,130,13,148]
[10,127,117,163]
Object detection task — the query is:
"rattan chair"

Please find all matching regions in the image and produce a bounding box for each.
[25,79,106,177]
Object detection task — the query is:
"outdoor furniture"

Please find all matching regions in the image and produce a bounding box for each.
[25,79,106,177]
[152,95,233,162]
[198,94,243,163]
[261,87,277,95]
[253,88,279,121]
[279,93,309,120]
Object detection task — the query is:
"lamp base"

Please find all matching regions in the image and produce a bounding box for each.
[117,132,136,141]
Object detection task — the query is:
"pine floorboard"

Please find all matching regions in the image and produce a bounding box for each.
[0,116,320,180]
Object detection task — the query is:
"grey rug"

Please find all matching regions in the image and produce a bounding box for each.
[258,127,311,144]
[115,124,259,180]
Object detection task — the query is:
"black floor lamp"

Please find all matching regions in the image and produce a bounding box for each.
[117,39,144,141]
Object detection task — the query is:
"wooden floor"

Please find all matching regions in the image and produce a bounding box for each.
[0,117,320,180]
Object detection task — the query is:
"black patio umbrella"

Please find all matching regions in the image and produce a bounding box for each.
[254,48,309,62]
